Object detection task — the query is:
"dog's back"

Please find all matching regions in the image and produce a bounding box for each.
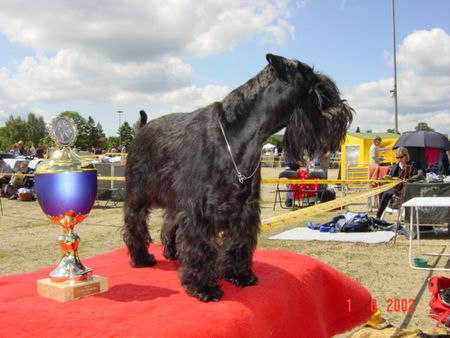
[127,109,212,208]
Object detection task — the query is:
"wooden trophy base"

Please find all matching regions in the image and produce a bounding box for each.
[37,275,108,302]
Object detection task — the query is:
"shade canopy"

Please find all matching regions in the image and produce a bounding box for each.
[393,131,450,150]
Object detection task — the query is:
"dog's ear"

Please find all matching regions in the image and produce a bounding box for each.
[266,53,290,82]
[266,53,313,83]
[266,53,286,66]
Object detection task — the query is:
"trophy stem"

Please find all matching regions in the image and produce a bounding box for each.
[50,228,92,282]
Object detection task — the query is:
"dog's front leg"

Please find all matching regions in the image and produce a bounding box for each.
[176,214,223,302]
[221,199,259,288]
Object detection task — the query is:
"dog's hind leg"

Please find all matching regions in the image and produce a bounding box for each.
[221,200,259,288]
[176,210,223,302]
[160,210,178,260]
[123,175,156,268]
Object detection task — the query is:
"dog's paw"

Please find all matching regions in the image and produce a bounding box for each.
[188,285,224,302]
[131,253,156,268]
[225,271,258,288]
[162,249,178,261]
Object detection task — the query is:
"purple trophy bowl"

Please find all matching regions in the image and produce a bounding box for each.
[35,170,97,282]
[35,170,97,223]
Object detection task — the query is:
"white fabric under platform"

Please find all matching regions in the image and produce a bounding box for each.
[269,227,396,244]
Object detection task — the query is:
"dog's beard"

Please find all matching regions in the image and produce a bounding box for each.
[283,102,353,162]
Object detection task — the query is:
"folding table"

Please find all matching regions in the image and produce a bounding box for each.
[401,196,450,271]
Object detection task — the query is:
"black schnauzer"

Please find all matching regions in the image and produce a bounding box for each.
[123,54,353,301]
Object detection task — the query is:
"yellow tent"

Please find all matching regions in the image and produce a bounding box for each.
[340,132,399,176]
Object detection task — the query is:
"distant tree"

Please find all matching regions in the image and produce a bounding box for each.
[0,127,8,150]
[415,122,434,131]
[355,126,361,133]
[366,129,373,133]
[59,111,88,149]
[95,122,106,150]
[96,122,105,137]
[266,134,283,147]
[386,128,400,134]
[118,121,134,149]
[132,119,141,137]
[39,134,55,148]
[1,111,102,151]
[86,116,103,149]
[58,111,103,150]
[26,113,47,146]
[107,136,120,150]
[3,115,27,148]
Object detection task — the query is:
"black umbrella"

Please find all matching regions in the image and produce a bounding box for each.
[393,131,450,150]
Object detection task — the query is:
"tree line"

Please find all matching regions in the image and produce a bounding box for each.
[354,121,435,134]
[3,111,437,154]
[0,111,136,153]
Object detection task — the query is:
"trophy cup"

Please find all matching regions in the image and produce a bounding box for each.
[36,116,108,302]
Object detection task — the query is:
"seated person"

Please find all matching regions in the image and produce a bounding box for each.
[6,162,34,200]
[375,147,417,219]
[0,157,15,196]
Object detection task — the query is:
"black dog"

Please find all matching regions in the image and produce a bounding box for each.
[123,54,353,301]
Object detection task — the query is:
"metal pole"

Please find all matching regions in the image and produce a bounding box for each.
[117,110,123,147]
[392,0,399,133]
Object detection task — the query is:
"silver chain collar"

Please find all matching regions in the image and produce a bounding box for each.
[218,119,262,184]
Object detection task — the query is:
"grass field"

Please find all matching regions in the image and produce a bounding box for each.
[0,167,448,333]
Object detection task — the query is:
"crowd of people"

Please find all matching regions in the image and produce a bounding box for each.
[0,139,129,201]
[4,141,46,159]
[0,141,56,200]
[0,157,34,200]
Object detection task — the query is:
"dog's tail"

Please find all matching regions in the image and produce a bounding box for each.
[139,110,148,128]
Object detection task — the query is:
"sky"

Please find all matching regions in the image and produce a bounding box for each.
[0,0,449,138]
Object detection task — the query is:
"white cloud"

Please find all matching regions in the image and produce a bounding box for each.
[0,2,448,138]
[0,0,294,60]
[158,84,229,112]
[0,49,192,102]
[109,84,229,113]
[397,28,450,77]
[0,0,295,135]
[345,28,450,134]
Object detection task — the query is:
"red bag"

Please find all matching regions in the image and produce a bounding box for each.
[428,276,450,327]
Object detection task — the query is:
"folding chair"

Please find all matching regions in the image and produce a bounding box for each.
[292,170,319,207]
[273,169,298,210]
[380,195,401,220]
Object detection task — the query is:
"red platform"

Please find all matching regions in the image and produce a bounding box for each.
[0,245,374,337]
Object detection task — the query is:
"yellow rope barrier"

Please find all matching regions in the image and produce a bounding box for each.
[261,178,388,184]
[260,181,401,230]
[97,176,125,181]
[1,171,394,185]
[2,167,400,230]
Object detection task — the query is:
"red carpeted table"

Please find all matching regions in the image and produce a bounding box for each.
[0,245,373,337]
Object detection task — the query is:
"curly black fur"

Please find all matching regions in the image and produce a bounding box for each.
[123,54,353,301]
